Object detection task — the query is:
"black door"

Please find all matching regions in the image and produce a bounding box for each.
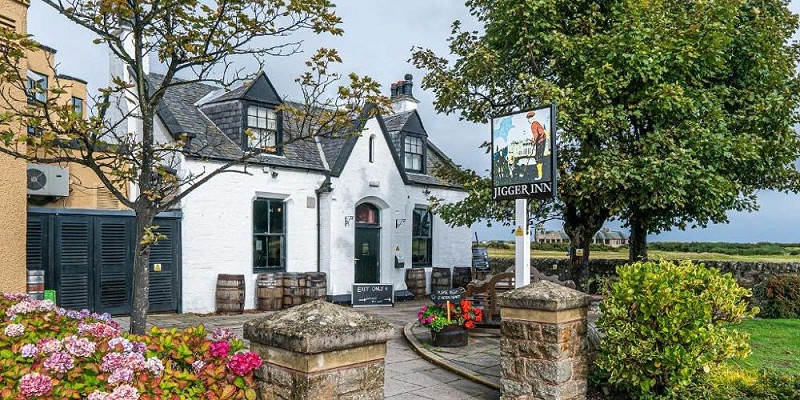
[354,226,380,283]
[26,211,181,315]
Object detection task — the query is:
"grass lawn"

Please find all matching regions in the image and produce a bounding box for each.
[487,248,800,263]
[732,319,800,375]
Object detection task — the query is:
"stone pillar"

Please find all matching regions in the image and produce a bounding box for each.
[244,300,394,400]
[498,280,591,400]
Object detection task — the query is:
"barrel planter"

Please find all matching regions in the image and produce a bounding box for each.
[26,270,45,300]
[431,267,451,292]
[304,272,327,302]
[215,274,245,314]
[282,273,306,309]
[256,272,283,311]
[452,267,472,289]
[430,324,468,347]
[405,268,427,298]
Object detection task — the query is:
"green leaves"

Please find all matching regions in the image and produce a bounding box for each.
[596,260,757,396]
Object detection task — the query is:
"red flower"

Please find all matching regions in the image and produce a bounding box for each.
[464,320,475,329]
[475,314,482,323]
[460,300,471,312]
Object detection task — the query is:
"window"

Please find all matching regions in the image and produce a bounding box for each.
[72,97,83,116]
[253,198,285,271]
[355,203,379,225]
[412,208,432,267]
[247,105,278,151]
[404,136,424,172]
[26,71,48,103]
[369,135,375,163]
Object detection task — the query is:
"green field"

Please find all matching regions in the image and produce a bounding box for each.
[733,319,800,375]
[487,248,800,263]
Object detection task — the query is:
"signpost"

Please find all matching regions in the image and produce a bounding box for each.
[491,105,557,288]
[351,283,394,307]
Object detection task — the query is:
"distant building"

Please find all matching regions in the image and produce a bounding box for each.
[534,226,629,248]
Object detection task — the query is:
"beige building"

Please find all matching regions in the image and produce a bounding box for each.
[534,226,629,248]
[0,0,126,293]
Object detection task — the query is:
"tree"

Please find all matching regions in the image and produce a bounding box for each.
[0,0,387,334]
[414,0,800,266]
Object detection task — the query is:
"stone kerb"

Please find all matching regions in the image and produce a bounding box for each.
[243,300,394,400]
[498,281,591,400]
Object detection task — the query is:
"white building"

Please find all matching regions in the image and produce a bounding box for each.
[140,72,471,313]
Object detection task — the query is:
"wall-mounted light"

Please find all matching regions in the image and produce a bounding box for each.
[422,188,431,196]
[395,218,406,228]
[344,216,354,226]
[271,170,279,178]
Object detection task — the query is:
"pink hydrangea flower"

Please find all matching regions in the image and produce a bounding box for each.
[108,367,134,384]
[208,327,235,342]
[19,344,38,358]
[210,341,230,358]
[4,323,25,337]
[43,351,75,373]
[145,357,164,376]
[87,391,109,400]
[78,322,120,339]
[101,352,127,372]
[3,293,30,301]
[63,336,96,358]
[108,337,133,353]
[109,384,139,400]
[227,352,263,376]
[18,372,53,397]
[37,338,62,354]
[192,360,206,373]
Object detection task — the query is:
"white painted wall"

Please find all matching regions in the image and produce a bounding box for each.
[324,119,472,298]
[179,159,326,313]
[177,117,471,312]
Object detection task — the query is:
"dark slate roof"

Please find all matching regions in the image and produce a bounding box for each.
[205,72,282,106]
[149,73,326,171]
[383,111,413,132]
[149,73,243,159]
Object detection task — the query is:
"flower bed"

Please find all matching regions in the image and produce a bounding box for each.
[417,299,482,331]
[0,293,262,399]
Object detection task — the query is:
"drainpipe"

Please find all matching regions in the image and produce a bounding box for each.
[316,176,333,273]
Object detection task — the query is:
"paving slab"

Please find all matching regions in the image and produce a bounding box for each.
[115,300,500,399]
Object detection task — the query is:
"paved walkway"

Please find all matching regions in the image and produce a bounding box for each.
[115,300,500,400]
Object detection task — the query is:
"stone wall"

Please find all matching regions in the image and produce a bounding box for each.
[490,257,800,290]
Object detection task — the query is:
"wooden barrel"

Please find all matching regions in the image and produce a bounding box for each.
[26,270,45,300]
[304,272,327,302]
[256,272,283,311]
[216,274,245,314]
[405,268,427,298]
[431,267,451,292]
[452,267,472,289]
[282,273,306,309]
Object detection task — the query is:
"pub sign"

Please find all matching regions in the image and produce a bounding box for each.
[491,105,557,200]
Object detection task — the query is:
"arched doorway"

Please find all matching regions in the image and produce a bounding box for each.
[354,203,380,283]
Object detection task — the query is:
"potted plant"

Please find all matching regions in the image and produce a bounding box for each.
[417,300,482,347]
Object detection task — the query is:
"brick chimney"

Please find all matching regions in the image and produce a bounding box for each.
[390,74,420,113]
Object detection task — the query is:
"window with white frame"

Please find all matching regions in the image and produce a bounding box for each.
[247,105,278,151]
[404,135,423,172]
[26,71,48,103]
[72,97,83,116]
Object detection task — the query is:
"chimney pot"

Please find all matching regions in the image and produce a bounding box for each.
[404,73,413,81]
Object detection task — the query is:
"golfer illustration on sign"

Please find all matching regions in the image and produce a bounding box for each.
[526,110,550,180]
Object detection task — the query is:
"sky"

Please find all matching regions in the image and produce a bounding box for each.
[26,0,800,243]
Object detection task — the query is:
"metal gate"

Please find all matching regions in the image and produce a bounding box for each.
[26,208,181,315]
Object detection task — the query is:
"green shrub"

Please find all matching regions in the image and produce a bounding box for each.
[670,366,800,399]
[596,260,757,397]
[753,274,800,318]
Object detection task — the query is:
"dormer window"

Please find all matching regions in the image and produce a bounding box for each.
[404,135,424,172]
[247,105,278,150]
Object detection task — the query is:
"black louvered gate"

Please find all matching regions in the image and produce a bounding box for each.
[26,210,181,315]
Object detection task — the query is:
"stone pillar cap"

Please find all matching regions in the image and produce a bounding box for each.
[498,280,590,311]
[243,300,395,354]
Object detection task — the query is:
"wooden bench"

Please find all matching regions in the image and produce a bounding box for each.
[464,268,576,326]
